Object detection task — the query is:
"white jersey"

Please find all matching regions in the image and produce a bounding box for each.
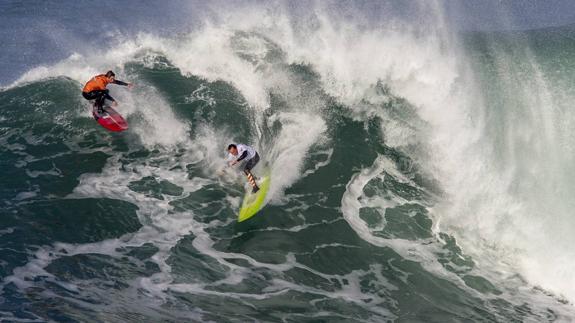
[233,144,256,160]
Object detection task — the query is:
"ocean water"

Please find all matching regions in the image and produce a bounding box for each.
[2,1,575,322]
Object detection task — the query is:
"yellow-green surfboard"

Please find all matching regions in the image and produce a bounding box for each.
[238,174,270,222]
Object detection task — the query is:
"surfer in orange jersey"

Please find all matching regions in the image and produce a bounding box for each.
[82,71,133,113]
[228,143,260,193]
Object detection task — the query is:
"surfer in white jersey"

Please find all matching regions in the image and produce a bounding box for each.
[228,143,260,193]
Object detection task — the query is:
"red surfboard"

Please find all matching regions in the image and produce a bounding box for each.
[92,104,128,132]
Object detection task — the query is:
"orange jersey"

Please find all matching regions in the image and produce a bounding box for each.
[82,75,111,93]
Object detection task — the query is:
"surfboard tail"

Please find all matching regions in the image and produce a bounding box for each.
[238,174,270,222]
[92,105,128,132]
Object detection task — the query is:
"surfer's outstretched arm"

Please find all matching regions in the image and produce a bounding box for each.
[113,80,133,88]
[236,151,249,162]
[229,151,248,166]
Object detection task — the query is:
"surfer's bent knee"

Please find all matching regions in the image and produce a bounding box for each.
[243,153,260,173]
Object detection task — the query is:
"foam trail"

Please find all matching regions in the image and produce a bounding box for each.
[120,82,190,147]
[267,112,327,202]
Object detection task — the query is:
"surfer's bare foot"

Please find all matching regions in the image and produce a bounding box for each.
[252,186,260,194]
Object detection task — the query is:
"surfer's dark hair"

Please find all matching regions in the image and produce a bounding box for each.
[227,144,237,150]
[105,71,116,77]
